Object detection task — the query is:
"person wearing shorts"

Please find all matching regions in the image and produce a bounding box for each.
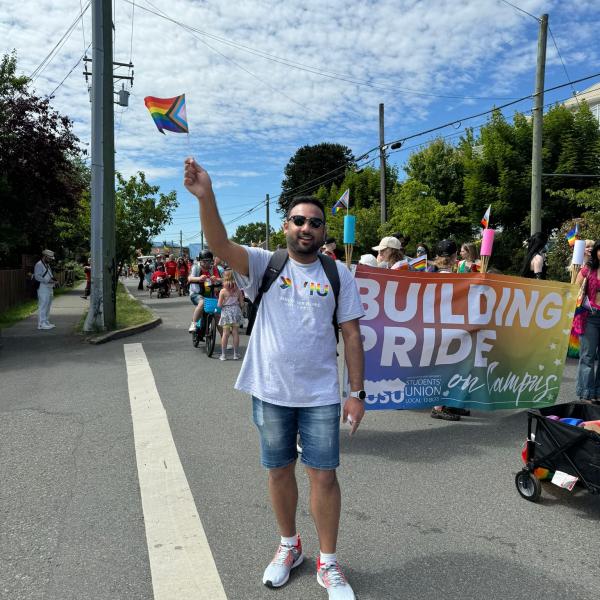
[187,250,221,334]
[217,269,244,360]
[184,157,366,600]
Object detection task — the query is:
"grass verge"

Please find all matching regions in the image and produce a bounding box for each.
[77,282,154,333]
[115,282,154,329]
[0,283,83,330]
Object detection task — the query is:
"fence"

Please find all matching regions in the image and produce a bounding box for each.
[0,269,75,313]
[0,269,31,313]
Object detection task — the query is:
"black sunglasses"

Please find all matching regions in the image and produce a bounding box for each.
[287,215,325,229]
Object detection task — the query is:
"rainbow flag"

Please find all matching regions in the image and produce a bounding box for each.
[409,255,427,271]
[332,189,349,215]
[481,205,491,229]
[144,94,188,134]
[567,331,580,359]
[566,223,579,247]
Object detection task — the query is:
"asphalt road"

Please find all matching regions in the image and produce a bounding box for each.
[1,279,598,600]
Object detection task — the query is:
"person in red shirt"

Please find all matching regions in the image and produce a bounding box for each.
[81,258,91,299]
[176,256,189,296]
[321,237,337,260]
[165,254,179,294]
[150,266,170,297]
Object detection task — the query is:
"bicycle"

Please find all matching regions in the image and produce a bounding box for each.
[191,284,222,357]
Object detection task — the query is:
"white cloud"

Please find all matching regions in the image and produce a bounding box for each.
[212,180,238,189]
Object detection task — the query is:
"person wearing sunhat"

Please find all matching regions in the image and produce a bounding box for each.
[372,236,404,269]
[34,249,58,330]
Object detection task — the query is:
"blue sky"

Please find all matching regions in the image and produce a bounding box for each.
[3,0,599,247]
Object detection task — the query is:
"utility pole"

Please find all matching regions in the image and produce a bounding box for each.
[179,230,183,256]
[265,194,270,251]
[201,231,204,250]
[85,0,115,331]
[530,13,548,235]
[379,103,386,225]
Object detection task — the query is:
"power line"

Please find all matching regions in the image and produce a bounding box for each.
[46,44,91,98]
[548,26,578,104]
[140,0,322,122]
[79,0,87,52]
[385,71,600,149]
[31,2,91,80]
[125,0,521,102]
[497,0,540,22]
[129,0,136,63]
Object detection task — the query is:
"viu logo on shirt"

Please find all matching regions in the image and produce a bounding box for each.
[279,276,329,297]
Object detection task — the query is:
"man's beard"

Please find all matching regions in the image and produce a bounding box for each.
[286,232,323,256]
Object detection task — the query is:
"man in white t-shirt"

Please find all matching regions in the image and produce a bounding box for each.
[184,158,365,600]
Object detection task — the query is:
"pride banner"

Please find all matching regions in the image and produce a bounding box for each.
[354,265,577,411]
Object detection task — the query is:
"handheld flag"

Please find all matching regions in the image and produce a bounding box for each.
[409,255,427,272]
[480,205,491,229]
[566,223,579,247]
[332,189,350,215]
[392,259,410,270]
[144,94,188,134]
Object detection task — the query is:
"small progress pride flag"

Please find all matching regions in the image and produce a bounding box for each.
[332,189,350,214]
[144,94,188,134]
[409,255,427,271]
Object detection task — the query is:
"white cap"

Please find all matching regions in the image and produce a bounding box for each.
[372,236,402,252]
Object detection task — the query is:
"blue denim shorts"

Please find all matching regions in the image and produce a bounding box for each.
[252,397,340,470]
[190,293,203,306]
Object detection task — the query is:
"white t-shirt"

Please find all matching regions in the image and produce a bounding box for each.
[234,247,364,407]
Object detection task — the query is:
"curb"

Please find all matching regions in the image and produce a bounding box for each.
[86,282,162,345]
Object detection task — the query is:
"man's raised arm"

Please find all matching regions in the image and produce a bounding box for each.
[183,157,249,276]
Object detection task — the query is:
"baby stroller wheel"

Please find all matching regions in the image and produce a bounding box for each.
[515,469,542,502]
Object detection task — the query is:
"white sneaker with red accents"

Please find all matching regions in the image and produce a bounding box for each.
[262,538,304,588]
[317,558,356,599]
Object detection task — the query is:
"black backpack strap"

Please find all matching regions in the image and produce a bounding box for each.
[317,253,341,344]
[246,249,289,336]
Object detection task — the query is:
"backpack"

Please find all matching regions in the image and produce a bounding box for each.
[246,249,341,342]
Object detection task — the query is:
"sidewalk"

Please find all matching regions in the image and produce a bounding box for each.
[0,283,89,358]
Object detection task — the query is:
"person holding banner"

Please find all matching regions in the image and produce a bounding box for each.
[432,239,458,274]
[457,243,480,273]
[430,239,470,420]
[184,157,366,600]
[372,236,404,269]
[521,232,547,279]
[575,240,600,404]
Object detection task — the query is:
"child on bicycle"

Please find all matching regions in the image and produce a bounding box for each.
[217,269,244,361]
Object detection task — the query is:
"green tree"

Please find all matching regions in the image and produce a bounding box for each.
[114,172,178,268]
[384,180,470,252]
[547,187,600,282]
[0,52,86,265]
[404,138,464,205]
[279,143,355,214]
[461,110,532,235]
[232,221,274,246]
[60,171,178,270]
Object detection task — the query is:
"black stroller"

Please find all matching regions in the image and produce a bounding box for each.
[516,401,600,502]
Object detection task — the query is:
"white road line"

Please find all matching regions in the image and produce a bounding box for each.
[124,343,227,600]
